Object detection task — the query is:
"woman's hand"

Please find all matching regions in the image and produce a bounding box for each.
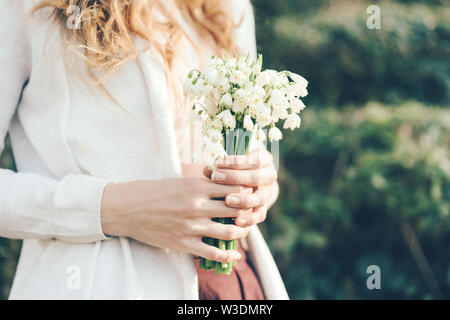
[203,148,278,228]
[100,178,253,264]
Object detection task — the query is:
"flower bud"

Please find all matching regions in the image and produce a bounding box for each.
[268,126,283,141]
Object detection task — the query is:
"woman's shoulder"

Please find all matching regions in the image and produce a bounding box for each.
[228,0,256,58]
[0,0,53,23]
[0,1,31,48]
[0,0,33,31]
[0,0,32,88]
[229,0,253,23]
[0,0,29,14]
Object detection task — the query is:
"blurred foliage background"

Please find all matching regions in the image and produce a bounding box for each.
[0,0,449,299]
[254,0,450,299]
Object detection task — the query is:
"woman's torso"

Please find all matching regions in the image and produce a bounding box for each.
[7,0,267,300]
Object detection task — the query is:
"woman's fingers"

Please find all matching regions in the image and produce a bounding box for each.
[235,206,268,227]
[203,179,253,198]
[196,221,250,241]
[199,200,252,218]
[225,184,274,209]
[189,239,242,263]
[216,148,273,170]
[202,149,273,179]
[211,165,277,187]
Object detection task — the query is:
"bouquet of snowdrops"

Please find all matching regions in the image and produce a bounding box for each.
[184,54,308,274]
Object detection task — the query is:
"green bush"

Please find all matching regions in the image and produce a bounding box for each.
[250,0,450,299]
[254,0,450,107]
[264,102,450,299]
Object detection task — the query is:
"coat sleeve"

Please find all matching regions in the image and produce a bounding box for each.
[0,0,111,243]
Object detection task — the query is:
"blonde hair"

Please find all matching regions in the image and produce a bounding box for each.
[33,0,242,79]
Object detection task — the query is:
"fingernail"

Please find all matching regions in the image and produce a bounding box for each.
[212,171,226,182]
[237,218,246,225]
[227,196,240,205]
[233,252,242,260]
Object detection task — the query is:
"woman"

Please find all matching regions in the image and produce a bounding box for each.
[0,0,288,299]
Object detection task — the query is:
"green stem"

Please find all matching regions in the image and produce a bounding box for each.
[199,126,253,274]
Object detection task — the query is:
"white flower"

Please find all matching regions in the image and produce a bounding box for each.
[277,73,289,86]
[204,67,219,86]
[190,103,206,122]
[268,89,285,107]
[205,128,223,143]
[237,56,248,66]
[185,54,308,169]
[287,83,308,98]
[255,127,267,142]
[290,72,309,89]
[246,94,259,107]
[255,71,271,87]
[266,70,280,86]
[232,88,248,113]
[211,142,227,159]
[230,70,247,86]
[252,63,261,75]
[283,113,301,131]
[202,139,227,167]
[252,85,266,99]
[192,79,205,97]
[255,101,267,115]
[268,127,283,141]
[219,93,233,107]
[217,66,228,78]
[206,117,223,131]
[217,109,236,129]
[250,101,266,117]
[286,84,300,99]
[205,85,219,101]
[235,88,247,100]
[271,105,288,122]
[297,87,308,98]
[203,98,219,115]
[256,108,272,127]
[289,72,309,97]
[289,98,306,113]
[243,115,254,131]
[232,99,246,114]
[217,78,230,94]
[202,85,220,114]
[242,67,252,78]
[209,55,221,66]
[226,58,237,70]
